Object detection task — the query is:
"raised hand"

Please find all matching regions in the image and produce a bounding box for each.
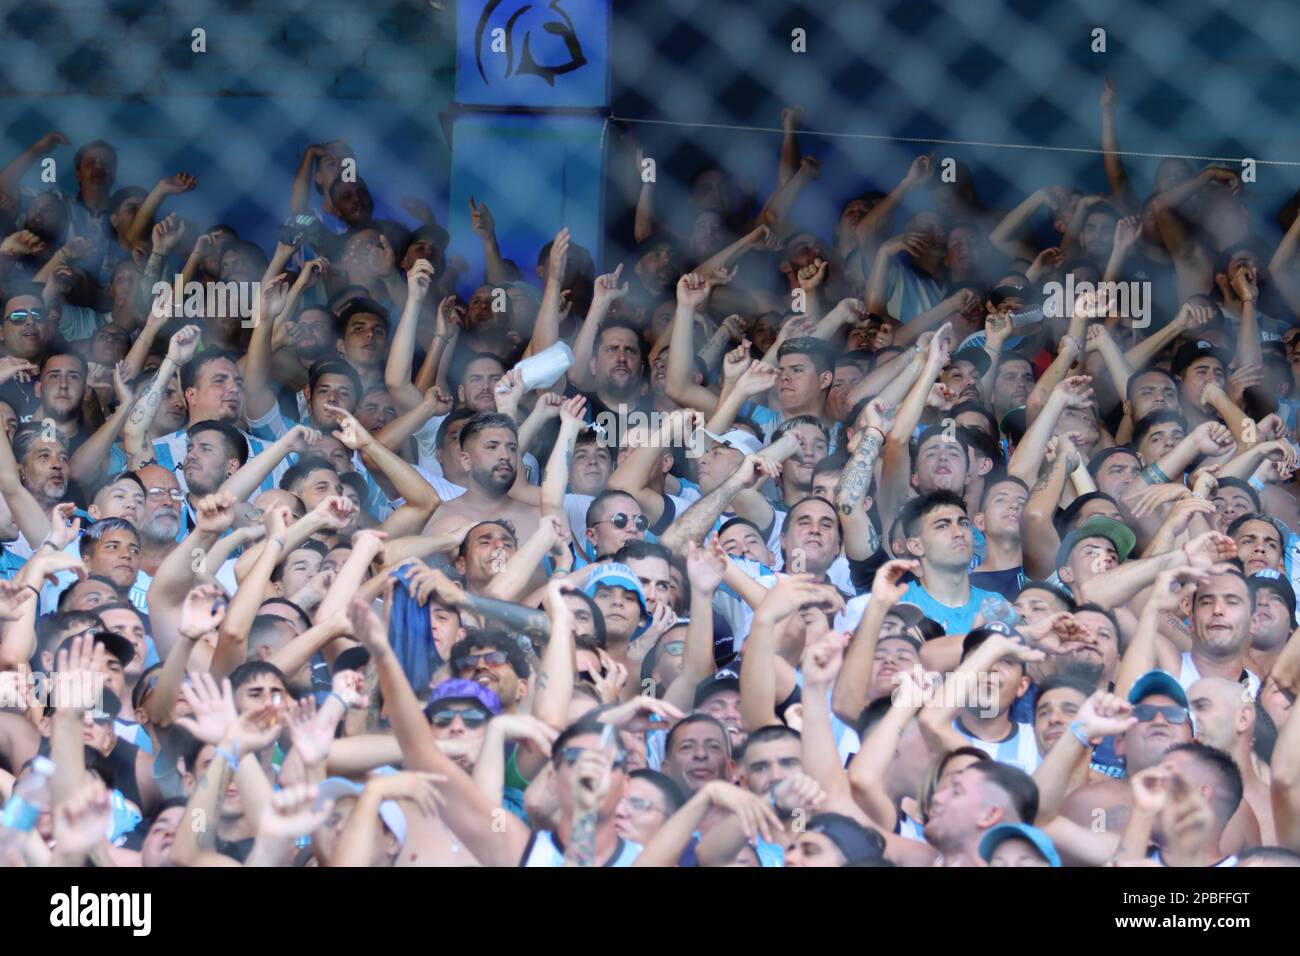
[258,784,334,841]
[1054,375,1094,409]
[593,263,630,305]
[1075,690,1138,743]
[0,230,46,258]
[194,492,238,535]
[0,355,38,385]
[167,324,203,366]
[178,583,228,640]
[796,258,830,292]
[1148,567,1210,612]
[1190,421,1234,457]
[735,358,779,399]
[52,779,113,861]
[547,227,570,280]
[469,196,496,240]
[174,673,239,744]
[686,534,728,594]
[676,272,712,309]
[0,579,36,622]
[159,172,197,195]
[325,404,373,450]
[407,258,436,301]
[152,213,187,255]
[871,559,919,607]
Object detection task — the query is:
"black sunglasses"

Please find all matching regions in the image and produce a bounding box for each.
[428,708,490,729]
[594,512,648,533]
[1133,703,1188,725]
[453,651,508,672]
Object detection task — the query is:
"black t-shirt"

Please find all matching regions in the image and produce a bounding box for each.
[108,738,142,809]
[567,383,654,451]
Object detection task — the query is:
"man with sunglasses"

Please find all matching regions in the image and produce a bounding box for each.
[522,714,641,867]
[448,630,530,715]
[1059,669,1259,856]
[424,678,500,773]
[1,290,54,379]
[583,490,648,562]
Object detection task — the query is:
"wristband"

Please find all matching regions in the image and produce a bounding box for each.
[1138,464,1169,486]
[327,691,351,712]
[864,426,886,444]
[270,535,287,550]
[24,584,40,599]
[215,742,240,768]
[1070,721,1094,747]
[1248,476,1266,493]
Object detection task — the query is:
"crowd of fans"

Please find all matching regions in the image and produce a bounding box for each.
[1,80,1300,868]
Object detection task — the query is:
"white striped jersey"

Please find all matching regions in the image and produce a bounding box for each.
[952,718,1042,775]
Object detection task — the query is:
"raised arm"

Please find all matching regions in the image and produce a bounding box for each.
[126,173,196,246]
[350,596,531,865]
[832,560,915,724]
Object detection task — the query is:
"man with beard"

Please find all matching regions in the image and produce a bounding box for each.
[941,347,988,406]
[426,412,542,547]
[448,630,530,716]
[0,424,70,561]
[453,353,506,414]
[132,464,184,571]
[571,318,653,451]
[631,234,680,302]
[31,351,89,452]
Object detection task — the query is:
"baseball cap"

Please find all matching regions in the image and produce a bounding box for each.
[1055,516,1136,570]
[1086,444,1140,480]
[584,562,649,616]
[1171,340,1230,377]
[700,429,762,457]
[1127,669,1189,709]
[336,296,389,324]
[333,646,371,674]
[960,621,1022,661]
[1250,569,1297,620]
[425,678,501,718]
[978,822,1061,867]
[948,346,990,378]
[805,812,885,865]
[57,630,135,669]
[316,776,408,846]
[693,668,740,709]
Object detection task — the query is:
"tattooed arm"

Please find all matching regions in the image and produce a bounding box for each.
[835,402,890,561]
[123,325,202,466]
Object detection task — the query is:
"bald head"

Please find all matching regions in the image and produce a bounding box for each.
[1188,677,1254,754]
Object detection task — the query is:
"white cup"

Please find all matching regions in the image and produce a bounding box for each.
[511,341,574,391]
